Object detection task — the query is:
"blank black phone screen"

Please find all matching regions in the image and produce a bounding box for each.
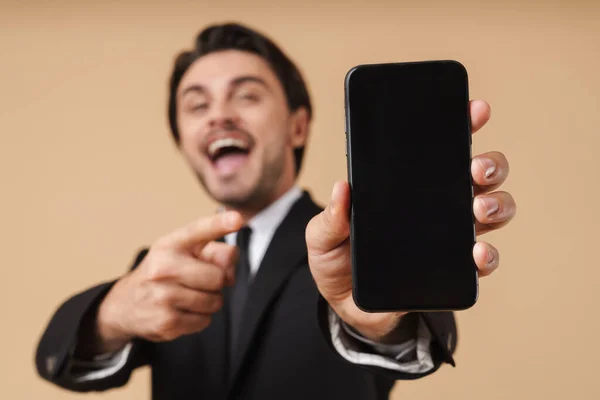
[345,60,478,311]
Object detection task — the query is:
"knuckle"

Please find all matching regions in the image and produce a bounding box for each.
[153,286,174,307]
[146,263,162,281]
[146,253,173,281]
[204,267,226,290]
[155,313,179,339]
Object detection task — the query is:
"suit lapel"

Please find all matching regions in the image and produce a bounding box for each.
[227,191,322,389]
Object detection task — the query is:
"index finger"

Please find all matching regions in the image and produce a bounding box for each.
[157,211,243,251]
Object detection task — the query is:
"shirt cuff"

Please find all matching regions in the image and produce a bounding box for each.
[67,342,133,383]
[328,307,434,374]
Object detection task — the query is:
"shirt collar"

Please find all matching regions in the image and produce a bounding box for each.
[224,185,304,244]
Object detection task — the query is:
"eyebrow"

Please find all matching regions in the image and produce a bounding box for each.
[180,75,271,98]
[231,76,270,91]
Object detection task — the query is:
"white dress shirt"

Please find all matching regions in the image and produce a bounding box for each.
[69,185,434,382]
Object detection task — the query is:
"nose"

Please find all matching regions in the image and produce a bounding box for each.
[208,99,240,129]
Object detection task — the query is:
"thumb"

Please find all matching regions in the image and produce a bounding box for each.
[306,181,351,255]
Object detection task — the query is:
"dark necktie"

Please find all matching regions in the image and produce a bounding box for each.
[229,226,252,360]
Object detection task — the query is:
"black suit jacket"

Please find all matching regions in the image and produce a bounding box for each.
[35,191,457,399]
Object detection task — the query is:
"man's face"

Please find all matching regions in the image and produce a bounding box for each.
[176,50,308,211]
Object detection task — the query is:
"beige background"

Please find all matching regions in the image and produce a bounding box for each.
[1,0,598,399]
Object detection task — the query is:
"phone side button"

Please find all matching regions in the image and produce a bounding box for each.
[345,135,348,156]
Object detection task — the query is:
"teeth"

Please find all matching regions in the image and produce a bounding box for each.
[208,138,248,156]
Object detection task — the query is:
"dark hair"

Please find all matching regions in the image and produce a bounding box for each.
[168,22,313,175]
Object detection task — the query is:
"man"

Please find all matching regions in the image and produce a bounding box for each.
[35,23,516,399]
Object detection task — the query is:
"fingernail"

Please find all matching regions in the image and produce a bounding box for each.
[331,182,341,200]
[477,158,496,179]
[480,197,499,217]
[487,248,495,265]
[330,182,341,215]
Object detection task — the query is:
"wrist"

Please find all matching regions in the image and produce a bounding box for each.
[94,286,133,353]
[74,286,132,359]
[355,313,419,344]
[347,312,415,344]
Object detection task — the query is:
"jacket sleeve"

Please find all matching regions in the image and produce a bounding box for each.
[317,294,458,381]
[34,249,150,392]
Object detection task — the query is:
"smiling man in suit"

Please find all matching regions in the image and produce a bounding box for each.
[35,23,516,399]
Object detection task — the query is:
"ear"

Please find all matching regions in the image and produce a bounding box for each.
[288,107,310,148]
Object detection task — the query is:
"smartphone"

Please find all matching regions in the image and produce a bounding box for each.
[345,60,478,312]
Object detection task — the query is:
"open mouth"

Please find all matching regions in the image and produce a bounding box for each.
[207,137,250,161]
[203,130,254,176]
